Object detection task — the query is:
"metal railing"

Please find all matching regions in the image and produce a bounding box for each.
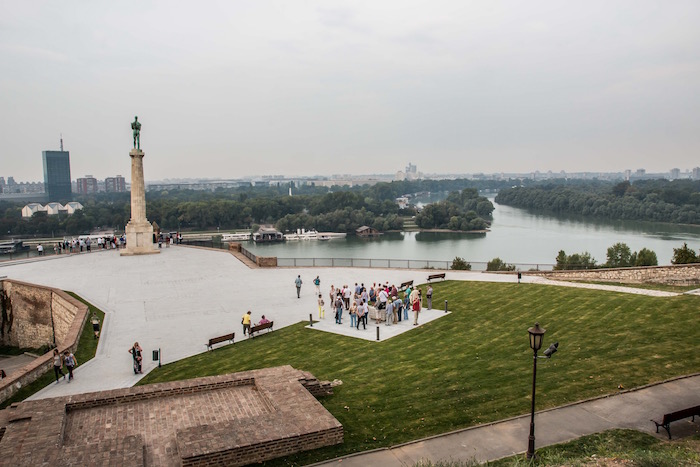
[240,246,258,263]
[276,257,555,271]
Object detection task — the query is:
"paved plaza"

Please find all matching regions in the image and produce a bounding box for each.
[0,246,526,399]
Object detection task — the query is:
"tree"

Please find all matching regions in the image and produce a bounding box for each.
[605,242,633,268]
[554,250,597,270]
[486,257,516,271]
[450,257,472,270]
[671,243,698,264]
[635,248,658,266]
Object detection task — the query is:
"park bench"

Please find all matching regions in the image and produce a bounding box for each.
[206,332,235,351]
[399,280,413,291]
[427,273,446,282]
[651,405,700,439]
[249,321,274,338]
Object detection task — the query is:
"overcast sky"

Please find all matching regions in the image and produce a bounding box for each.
[2,1,699,182]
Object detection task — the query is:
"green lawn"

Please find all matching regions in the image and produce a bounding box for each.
[575,280,700,293]
[0,292,104,409]
[139,281,700,465]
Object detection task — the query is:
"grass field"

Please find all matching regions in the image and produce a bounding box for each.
[139,280,700,465]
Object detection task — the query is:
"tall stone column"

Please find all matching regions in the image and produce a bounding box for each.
[121,148,159,256]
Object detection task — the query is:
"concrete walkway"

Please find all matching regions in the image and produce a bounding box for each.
[313,374,700,466]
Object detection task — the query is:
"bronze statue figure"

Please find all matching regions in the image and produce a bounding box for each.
[131,116,141,149]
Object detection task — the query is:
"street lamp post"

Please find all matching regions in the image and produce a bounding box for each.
[526,322,545,460]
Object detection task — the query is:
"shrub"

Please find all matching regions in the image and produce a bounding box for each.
[486,257,516,271]
[450,257,472,270]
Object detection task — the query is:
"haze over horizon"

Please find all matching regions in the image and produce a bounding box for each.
[2,1,699,182]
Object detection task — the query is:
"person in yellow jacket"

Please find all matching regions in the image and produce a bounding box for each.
[242,310,252,336]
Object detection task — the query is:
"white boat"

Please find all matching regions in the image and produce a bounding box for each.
[298,229,319,240]
[221,232,251,242]
[0,240,30,254]
[284,233,300,241]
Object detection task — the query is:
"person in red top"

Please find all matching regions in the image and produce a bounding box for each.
[258,315,270,325]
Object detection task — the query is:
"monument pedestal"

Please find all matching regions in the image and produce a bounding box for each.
[121,148,159,256]
[122,220,159,256]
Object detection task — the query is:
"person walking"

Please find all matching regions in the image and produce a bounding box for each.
[313,276,321,295]
[295,275,303,298]
[129,342,143,374]
[53,349,65,383]
[242,310,252,336]
[91,313,101,339]
[426,285,433,310]
[63,350,77,382]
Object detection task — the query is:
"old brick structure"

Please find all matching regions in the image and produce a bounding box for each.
[526,263,700,285]
[0,279,88,403]
[0,366,343,466]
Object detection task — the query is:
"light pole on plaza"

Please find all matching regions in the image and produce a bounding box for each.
[526,322,558,460]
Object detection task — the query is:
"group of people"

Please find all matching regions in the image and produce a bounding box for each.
[52,348,78,383]
[316,281,435,329]
[241,310,272,336]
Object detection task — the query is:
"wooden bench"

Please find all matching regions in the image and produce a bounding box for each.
[249,321,274,338]
[652,405,700,439]
[399,280,413,291]
[427,273,446,282]
[206,332,234,351]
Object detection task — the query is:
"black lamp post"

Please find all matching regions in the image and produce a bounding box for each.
[526,322,545,460]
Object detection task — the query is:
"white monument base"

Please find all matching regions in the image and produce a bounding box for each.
[121,220,160,256]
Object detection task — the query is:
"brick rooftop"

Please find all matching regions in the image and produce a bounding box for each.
[0,366,342,467]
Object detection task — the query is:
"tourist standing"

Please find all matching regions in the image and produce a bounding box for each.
[64,350,77,381]
[334,294,344,324]
[129,342,143,374]
[53,349,65,383]
[343,285,352,310]
[313,276,321,295]
[295,275,303,298]
[349,301,357,328]
[317,294,325,319]
[392,296,402,324]
[426,285,433,310]
[242,310,252,336]
[356,301,366,330]
[37,244,44,256]
[410,288,421,325]
[385,299,393,326]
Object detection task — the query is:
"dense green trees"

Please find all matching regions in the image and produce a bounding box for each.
[554,243,659,270]
[415,189,493,231]
[450,257,472,270]
[495,179,700,224]
[2,179,498,237]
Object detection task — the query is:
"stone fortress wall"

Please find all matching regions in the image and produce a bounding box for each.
[0,279,89,403]
[524,263,700,285]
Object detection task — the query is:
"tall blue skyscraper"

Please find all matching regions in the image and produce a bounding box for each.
[42,150,72,201]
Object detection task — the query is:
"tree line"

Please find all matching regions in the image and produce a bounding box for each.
[1,179,499,237]
[495,179,700,224]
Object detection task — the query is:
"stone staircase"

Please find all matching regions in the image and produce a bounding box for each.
[401,217,420,232]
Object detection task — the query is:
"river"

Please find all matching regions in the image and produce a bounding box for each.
[245,199,700,269]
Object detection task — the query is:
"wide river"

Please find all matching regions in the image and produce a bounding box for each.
[246,199,700,270]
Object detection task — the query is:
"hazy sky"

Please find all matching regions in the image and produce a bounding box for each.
[2,1,699,182]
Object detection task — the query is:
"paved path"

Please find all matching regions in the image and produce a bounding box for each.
[313,374,700,466]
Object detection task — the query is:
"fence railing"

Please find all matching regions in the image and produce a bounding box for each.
[240,246,258,263]
[276,257,555,271]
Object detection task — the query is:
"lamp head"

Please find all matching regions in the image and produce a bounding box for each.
[543,342,559,358]
[528,322,546,351]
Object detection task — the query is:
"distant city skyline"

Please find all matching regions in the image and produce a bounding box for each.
[2,1,699,181]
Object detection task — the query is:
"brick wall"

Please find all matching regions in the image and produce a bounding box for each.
[0,279,88,404]
[256,256,278,267]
